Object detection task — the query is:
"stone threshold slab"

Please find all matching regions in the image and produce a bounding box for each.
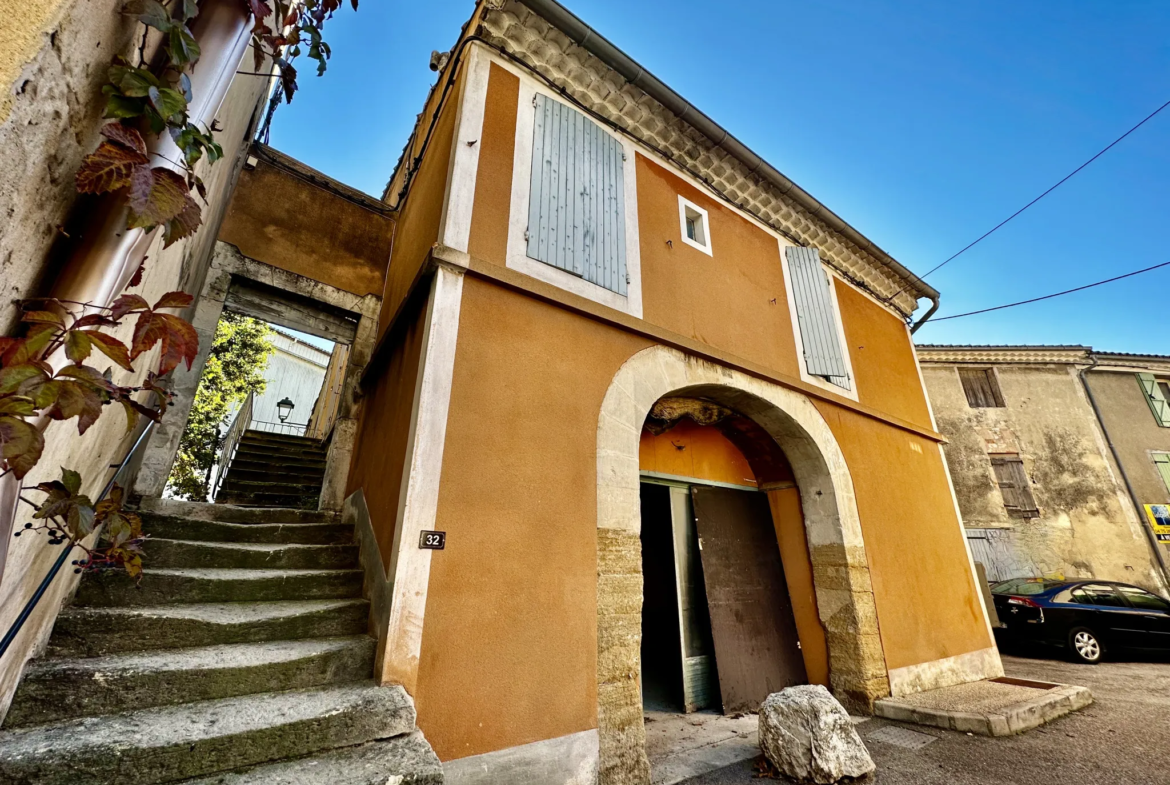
[873,677,1093,737]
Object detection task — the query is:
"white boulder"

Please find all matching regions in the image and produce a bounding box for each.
[759,685,875,783]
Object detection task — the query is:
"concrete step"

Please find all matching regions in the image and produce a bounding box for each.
[140,516,352,544]
[180,731,443,784]
[225,462,327,480]
[46,600,370,658]
[146,540,358,570]
[235,442,328,459]
[74,568,364,607]
[218,481,323,496]
[214,492,320,511]
[0,683,415,785]
[6,636,377,728]
[137,499,335,524]
[240,430,322,447]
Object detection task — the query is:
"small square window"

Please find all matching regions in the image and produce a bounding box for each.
[678,196,712,256]
[958,368,1005,408]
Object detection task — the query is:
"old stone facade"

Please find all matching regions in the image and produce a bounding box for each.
[918,345,1168,593]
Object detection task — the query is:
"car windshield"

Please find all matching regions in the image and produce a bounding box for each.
[991,578,1064,596]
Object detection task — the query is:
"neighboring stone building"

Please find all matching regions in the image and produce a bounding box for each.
[918,345,1169,593]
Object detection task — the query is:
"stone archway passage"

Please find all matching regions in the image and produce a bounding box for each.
[595,345,890,785]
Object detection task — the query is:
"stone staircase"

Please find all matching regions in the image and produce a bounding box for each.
[216,431,328,509]
[0,500,441,785]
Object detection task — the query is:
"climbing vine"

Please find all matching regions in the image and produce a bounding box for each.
[12,0,356,576]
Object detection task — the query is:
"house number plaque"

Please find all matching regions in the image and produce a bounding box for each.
[419,531,446,550]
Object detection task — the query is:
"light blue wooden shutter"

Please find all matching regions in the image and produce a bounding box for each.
[785,246,850,389]
[1137,373,1170,427]
[527,95,627,295]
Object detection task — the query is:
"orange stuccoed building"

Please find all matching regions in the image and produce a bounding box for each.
[337,1,1001,782]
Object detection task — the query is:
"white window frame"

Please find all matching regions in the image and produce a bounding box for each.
[677,195,712,256]
[778,240,859,402]
[506,78,643,317]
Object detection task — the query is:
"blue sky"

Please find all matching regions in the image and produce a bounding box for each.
[267,0,1170,353]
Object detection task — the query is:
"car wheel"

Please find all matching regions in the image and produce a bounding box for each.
[1069,627,1103,664]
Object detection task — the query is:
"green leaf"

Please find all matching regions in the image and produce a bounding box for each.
[62,467,82,496]
[64,330,92,364]
[0,365,47,395]
[104,92,148,120]
[109,64,162,98]
[128,0,174,31]
[181,0,198,20]
[147,86,187,121]
[168,26,201,68]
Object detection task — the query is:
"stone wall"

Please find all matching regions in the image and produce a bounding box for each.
[919,358,1162,593]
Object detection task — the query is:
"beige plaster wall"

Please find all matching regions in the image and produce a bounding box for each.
[922,362,1160,592]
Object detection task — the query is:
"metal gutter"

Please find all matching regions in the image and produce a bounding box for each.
[512,0,940,306]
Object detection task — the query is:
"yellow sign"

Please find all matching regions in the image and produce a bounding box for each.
[1145,504,1170,542]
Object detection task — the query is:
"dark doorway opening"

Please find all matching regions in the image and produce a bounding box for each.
[640,482,720,714]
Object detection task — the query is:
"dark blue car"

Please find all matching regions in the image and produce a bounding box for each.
[991,578,1170,664]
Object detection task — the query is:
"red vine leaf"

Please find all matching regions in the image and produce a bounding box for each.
[64,330,93,364]
[0,364,48,395]
[3,324,57,366]
[127,168,189,229]
[0,416,44,479]
[21,311,63,326]
[127,261,146,289]
[41,380,105,435]
[247,0,274,31]
[127,163,155,214]
[110,294,150,321]
[73,314,118,329]
[162,193,202,248]
[84,331,134,372]
[153,292,194,309]
[76,140,149,194]
[100,123,148,156]
[131,310,199,375]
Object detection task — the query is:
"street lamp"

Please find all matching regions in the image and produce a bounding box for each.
[276,397,295,423]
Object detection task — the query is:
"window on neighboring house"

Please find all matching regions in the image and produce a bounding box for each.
[526,94,627,295]
[990,454,1040,519]
[1137,373,1170,427]
[678,196,712,255]
[958,368,1005,408]
[784,246,850,391]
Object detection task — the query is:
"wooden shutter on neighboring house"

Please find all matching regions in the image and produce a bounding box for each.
[784,246,850,389]
[1154,453,1170,495]
[991,455,1040,518]
[958,368,1005,408]
[1137,373,1170,427]
[527,94,627,295]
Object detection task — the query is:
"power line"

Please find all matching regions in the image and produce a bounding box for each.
[927,260,1170,323]
[891,96,1170,304]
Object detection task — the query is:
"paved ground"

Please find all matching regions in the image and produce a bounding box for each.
[676,648,1170,784]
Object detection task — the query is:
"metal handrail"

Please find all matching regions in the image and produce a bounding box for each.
[250,420,309,437]
[211,391,253,501]
[0,417,157,660]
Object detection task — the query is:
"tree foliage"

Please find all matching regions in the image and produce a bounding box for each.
[167,313,274,501]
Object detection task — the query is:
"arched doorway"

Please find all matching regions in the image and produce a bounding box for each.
[596,346,889,785]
